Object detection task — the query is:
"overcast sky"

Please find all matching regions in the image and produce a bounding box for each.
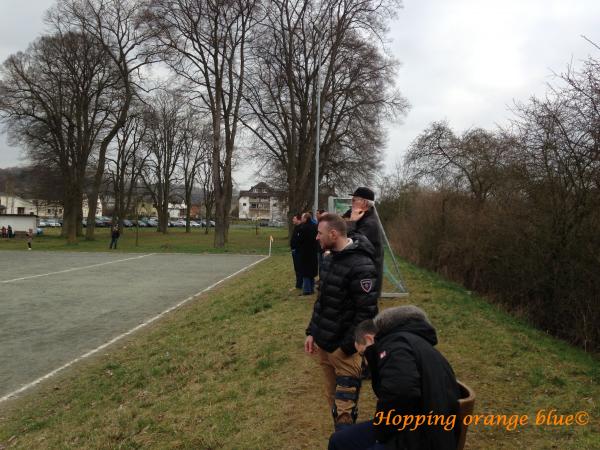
[1,0,599,188]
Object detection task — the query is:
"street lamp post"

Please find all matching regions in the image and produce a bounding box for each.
[313,31,322,216]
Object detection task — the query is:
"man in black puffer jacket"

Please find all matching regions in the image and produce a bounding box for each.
[328,305,461,450]
[304,213,379,430]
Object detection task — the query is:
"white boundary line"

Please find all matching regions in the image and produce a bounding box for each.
[1,253,156,284]
[0,254,269,404]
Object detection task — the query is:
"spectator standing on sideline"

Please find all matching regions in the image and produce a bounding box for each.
[297,212,319,295]
[346,187,384,297]
[1,226,6,238]
[328,306,461,450]
[290,213,303,290]
[7,225,13,238]
[109,225,120,249]
[305,213,379,430]
[26,228,33,250]
[316,209,327,268]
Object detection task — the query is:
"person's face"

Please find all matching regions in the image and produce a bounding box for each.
[317,221,335,250]
[352,196,368,211]
[355,334,376,356]
[292,216,299,225]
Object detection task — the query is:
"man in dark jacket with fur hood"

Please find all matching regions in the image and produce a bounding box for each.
[328,305,461,450]
[304,213,379,430]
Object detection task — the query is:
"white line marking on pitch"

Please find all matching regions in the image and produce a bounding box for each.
[1,253,156,284]
[0,255,269,403]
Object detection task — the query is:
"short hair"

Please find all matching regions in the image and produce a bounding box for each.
[318,213,347,236]
[374,305,430,334]
[355,319,378,344]
[317,209,326,214]
[294,213,302,220]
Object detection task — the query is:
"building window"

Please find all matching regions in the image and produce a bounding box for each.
[48,209,52,214]
[273,203,277,207]
[18,207,25,215]
[243,203,247,206]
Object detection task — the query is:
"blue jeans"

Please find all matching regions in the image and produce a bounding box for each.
[328,421,386,450]
[302,277,314,295]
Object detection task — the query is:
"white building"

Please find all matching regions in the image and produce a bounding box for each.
[0,214,38,233]
[0,193,102,219]
[0,193,37,216]
[168,202,187,219]
[238,182,287,222]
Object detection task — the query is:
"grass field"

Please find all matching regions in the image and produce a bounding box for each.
[0,226,289,255]
[0,236,598,448]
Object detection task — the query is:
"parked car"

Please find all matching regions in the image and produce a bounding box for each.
[122,219,134,227]
[190,220,202,227]
[46,218,61,227]
[146,218,158,227]
[38,220,48,228]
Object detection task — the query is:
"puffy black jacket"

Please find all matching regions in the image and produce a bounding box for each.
[347,207,384,295]
[306,234,379,355]
[365,318,460,450]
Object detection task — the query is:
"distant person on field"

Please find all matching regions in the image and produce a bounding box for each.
[297,212,319,295]
[109,225,120,249]
[26,228,33,250]
[1,226,6,238]
[305,213,378,431]
[7,225,13,238]
[290,213,303,290]
[328,305,461,450]
[345,187,384,297]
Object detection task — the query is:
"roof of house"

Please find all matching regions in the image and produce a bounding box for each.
[238,182,286,199]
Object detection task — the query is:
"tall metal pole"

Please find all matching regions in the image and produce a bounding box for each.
[313,32,322,216]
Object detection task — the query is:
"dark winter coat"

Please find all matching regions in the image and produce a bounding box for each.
[347,207,384,295]
[290,224,301,272]
[296,221,319,278]
[111,228,120,239]
[365,317,460,450]
[306,234,379,355]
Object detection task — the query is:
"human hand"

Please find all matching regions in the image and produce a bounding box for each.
[304,335,317,354]
[350,208,365,221]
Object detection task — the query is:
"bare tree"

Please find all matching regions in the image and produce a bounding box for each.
[0,30,116,243]
[197,149,215,234]
[146,0,259,247]
[57,0,158,239]
[242,0,407,224]
[105,107,149,229]
[179,113,211,232]
[140,90,185,233]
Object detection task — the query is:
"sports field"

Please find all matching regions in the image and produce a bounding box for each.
[0,251,266,401]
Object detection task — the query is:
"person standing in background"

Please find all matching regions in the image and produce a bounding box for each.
[26,228,33,250]
[297,212,319,295]
[109,225,120,249]
[290,213,303,290]
[346,187,384,298]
